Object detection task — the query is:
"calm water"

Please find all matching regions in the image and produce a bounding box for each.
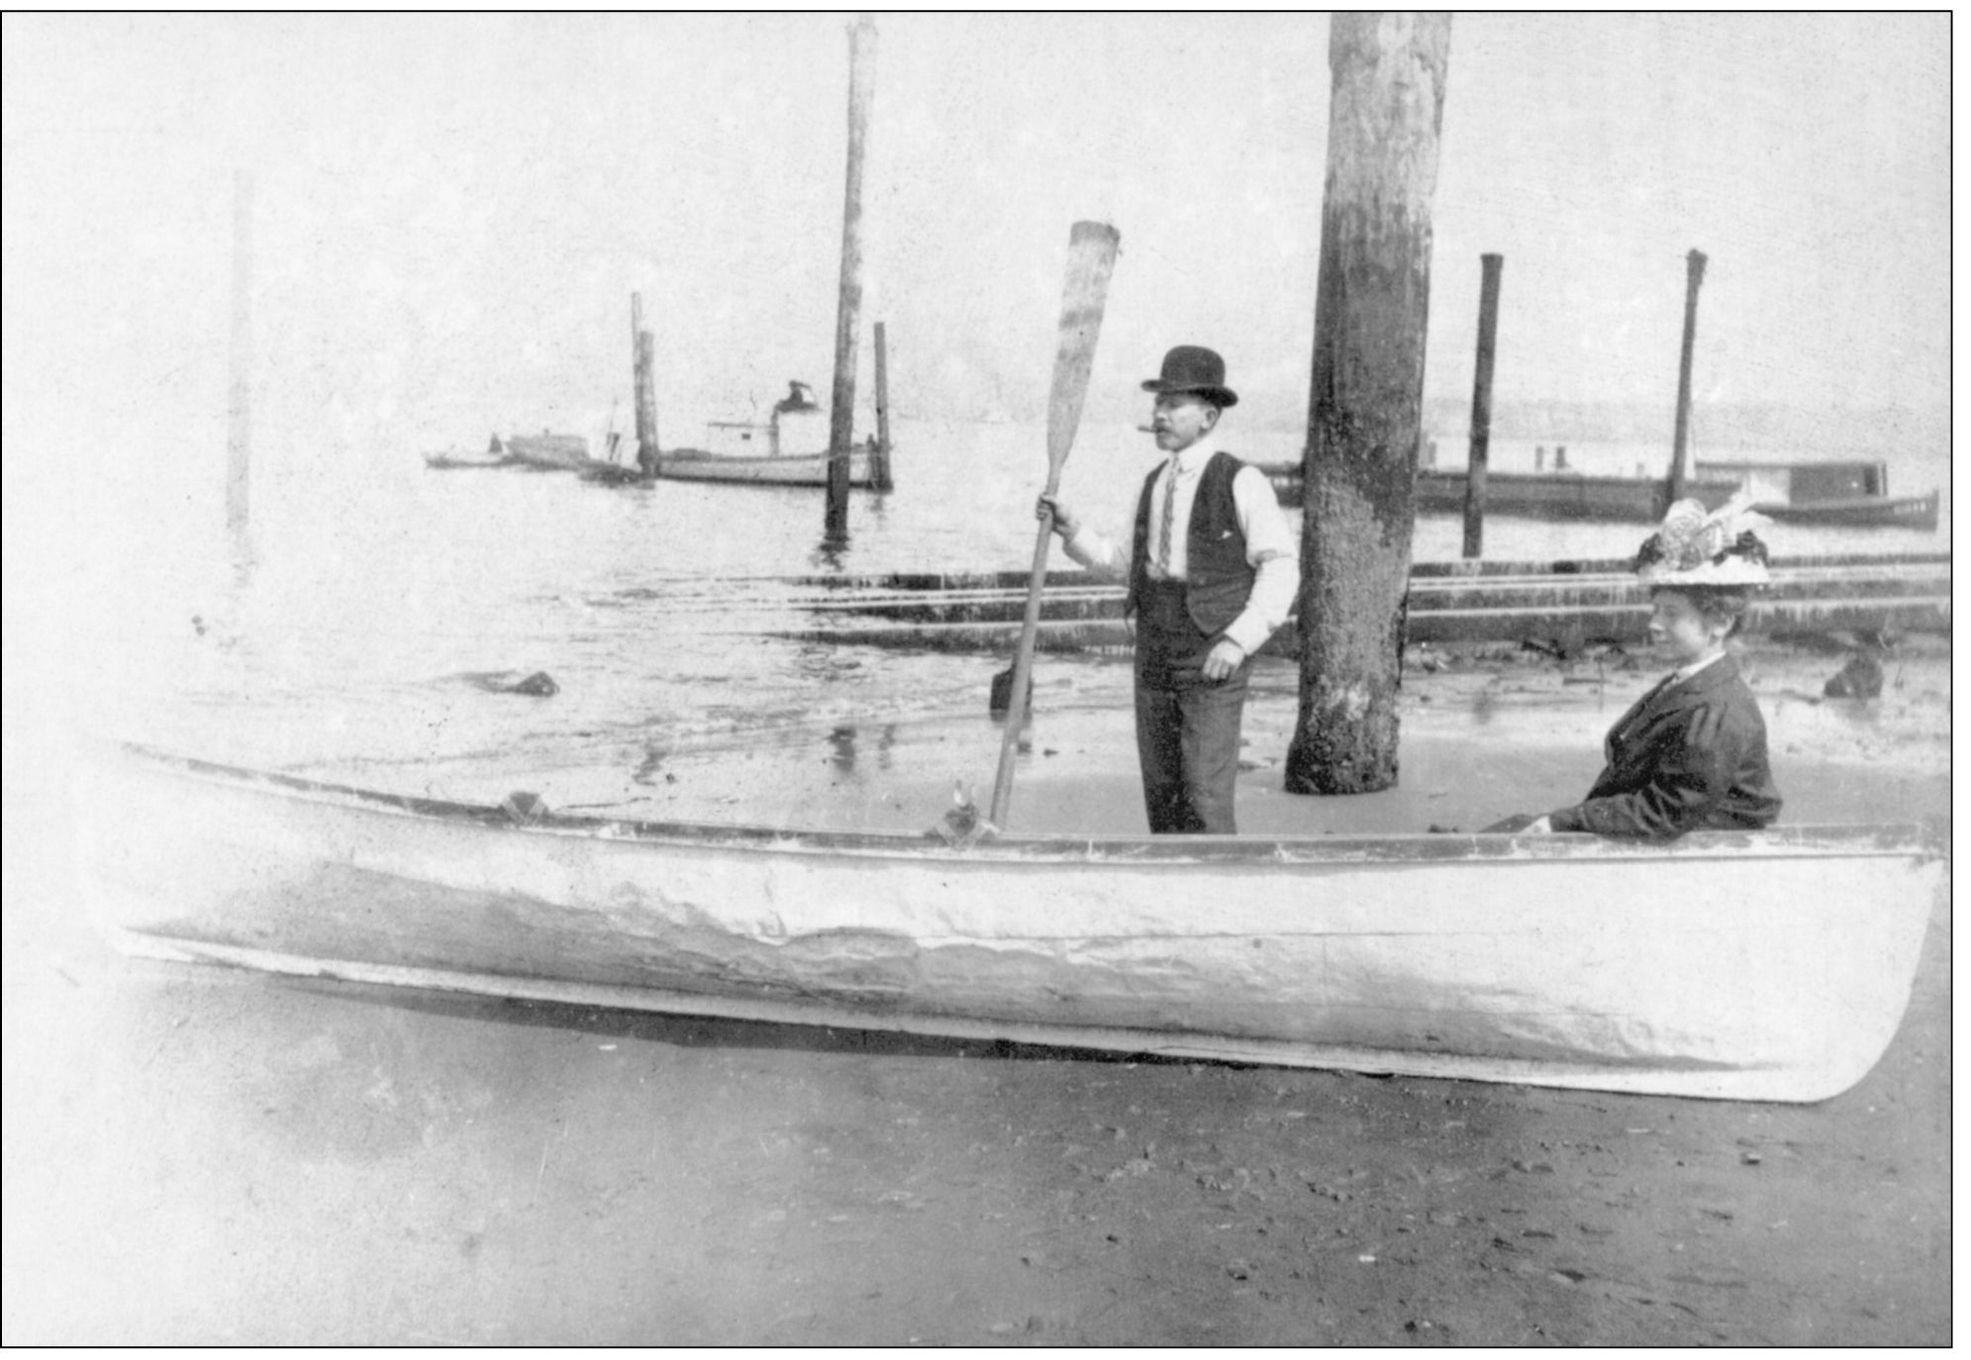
[62,415,1949,793]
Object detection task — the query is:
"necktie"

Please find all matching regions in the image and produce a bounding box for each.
[1156,458,1179,576]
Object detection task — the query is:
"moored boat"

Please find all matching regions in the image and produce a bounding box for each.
[79,743,1942,1103]
[1694,457,1940,530]
[655,446,879,489]
[423,449,516,471]
[426,433,602,473]
[1259,463,1740,521]
[424,435,528,471]
[1751,491,1940,529]
[495,431,592,470]
[654,406,881,488]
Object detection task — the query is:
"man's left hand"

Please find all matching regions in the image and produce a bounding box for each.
[1202,639,1246,681]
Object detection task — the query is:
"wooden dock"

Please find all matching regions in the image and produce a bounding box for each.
[756,552,1950,654]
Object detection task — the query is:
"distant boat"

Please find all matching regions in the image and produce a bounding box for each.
[495,431,591,470]
[655,446,879,489]
[425,432,593,473]
[572,432,647,485]
[422,450,512,471]
[653,405,880,488]
[1261,453,1938,530]
[576,461,649,487]
[1259,463,1739,522]
[422,433,517,470]
[1694,458,1940,531]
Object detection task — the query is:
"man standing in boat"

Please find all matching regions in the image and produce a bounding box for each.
[774,380,818,414]
[1038,345,1299,834]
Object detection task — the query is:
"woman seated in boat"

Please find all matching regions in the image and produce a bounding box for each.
[1490,496,1783,839]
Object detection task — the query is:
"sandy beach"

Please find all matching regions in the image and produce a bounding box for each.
[2,638,1948,1345]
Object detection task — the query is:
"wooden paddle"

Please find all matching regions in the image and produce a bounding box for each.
[987,220,1121,830]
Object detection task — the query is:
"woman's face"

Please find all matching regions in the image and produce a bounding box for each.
[1647,589,1727,666]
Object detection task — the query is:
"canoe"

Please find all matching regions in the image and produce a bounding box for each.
[78,743,1941,1103]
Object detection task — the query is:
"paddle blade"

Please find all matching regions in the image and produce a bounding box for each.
[1043,221,1121,484]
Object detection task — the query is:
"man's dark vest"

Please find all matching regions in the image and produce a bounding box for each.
[1124,450,1256,636]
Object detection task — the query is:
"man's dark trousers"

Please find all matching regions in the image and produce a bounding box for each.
[1133,580,1251,834]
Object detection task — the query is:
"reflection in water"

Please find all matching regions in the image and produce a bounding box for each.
[827,725,856,773]
[824,723,902,774]
[632,744,671,786]
[810,533,850,571]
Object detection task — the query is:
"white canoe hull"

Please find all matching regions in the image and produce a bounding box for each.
[78,746,1941,1102]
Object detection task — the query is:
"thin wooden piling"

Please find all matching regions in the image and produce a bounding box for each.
[870,320,894,491]
[1286,12,1451,798]
[826,16,878,539]
[226,170,253,554]
[1667,248,1707,504]
[631,293,659,478]
[1462,252,1502,559]
[635,332,656,471]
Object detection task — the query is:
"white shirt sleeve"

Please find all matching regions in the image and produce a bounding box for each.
[1221,465,1300,655]
[1060,521,1126,578]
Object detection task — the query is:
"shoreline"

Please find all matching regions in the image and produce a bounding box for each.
[304,634,1948,839]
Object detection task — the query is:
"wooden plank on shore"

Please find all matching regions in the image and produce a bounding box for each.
[770,592,1949,655]
[756,550,1948,594]
[776,562,1948,628]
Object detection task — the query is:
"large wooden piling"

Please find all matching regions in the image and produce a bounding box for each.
[825,16,878,539]
[870,320,894,491]
[1667,248,1707,504]
[1462,253,1503,558]
[631,292,659,478]
[1285,12,1451,797]
[226,170,254,556]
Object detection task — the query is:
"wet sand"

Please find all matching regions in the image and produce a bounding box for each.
[2,642,1950,1344]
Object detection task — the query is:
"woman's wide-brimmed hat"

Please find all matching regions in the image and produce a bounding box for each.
[1634,492,1772,587]
[1141,345,1238,408]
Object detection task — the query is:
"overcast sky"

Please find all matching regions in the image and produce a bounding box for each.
[2,12,1951,455]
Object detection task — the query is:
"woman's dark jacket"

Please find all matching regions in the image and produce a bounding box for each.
[1549,654,1782,838]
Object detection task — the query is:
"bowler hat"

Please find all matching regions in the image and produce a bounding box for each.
[1141,345,1238,408]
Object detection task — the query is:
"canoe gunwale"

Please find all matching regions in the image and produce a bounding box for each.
[105,742,1946,868]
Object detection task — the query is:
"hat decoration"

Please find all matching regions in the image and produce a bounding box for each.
[1634,492,1772,587]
